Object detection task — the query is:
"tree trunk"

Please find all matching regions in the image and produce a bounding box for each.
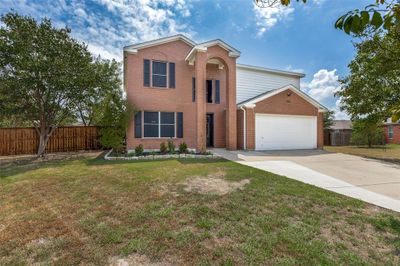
[37,122,54,157]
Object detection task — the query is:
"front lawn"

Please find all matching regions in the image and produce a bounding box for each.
[1,155,400,265]
[324,144,400,162]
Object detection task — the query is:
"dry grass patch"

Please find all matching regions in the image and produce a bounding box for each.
[1,157,400,265]
[182,171,250,195]
[324,144,400,162]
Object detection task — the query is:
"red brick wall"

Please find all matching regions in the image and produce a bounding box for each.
[384,124,400,144]
[125,40,236,151]
[237,110,244,149]
[246,108,256,150]
[242,89,323,150]
[125,40,196,150]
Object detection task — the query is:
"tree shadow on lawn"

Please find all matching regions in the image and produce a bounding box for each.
[0,153,227,180]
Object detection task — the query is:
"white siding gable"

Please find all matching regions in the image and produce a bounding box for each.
[236,65,302,104]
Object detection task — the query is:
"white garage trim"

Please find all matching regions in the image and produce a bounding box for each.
[255,114,317,150]
[238,84,328,113]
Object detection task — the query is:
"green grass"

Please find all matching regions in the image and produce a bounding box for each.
[324,144,400,162]
[1,156,400,265]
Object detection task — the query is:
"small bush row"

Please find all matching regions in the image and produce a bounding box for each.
[128,141,188,157]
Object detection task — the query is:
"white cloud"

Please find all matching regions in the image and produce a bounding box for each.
[303,69,341,102]
[302,69,349,119]
[333,98,350,120]
[2,0,195,61]
[253,3,294,37]
[284,65,304,73]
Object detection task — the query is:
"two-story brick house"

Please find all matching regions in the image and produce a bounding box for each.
[124,35,327,152]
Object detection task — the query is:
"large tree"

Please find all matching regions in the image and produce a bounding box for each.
[76,57,122,126]
[336,27,400,121]
[0,13,94,156]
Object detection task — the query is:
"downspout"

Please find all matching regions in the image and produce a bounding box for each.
[240,106,246,150]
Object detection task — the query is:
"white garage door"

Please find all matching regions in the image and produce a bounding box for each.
[255,114,317,150]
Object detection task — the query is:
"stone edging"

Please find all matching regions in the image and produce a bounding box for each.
[104,149,220,160]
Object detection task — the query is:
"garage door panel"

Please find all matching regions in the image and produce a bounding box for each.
[255,114,317,150]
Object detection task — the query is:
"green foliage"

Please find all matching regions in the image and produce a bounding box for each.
[336,27,400,121]
[0,12,94,155]
[167,140,175,154]
[256,0,400,35]
[179,142,188,154]
[76,58,123,126]
[323,110,335,130]
[0,12,131,156]
[127,151,136,157]
[351,118,384,148]
[335,1,400,35]
[97,95,135,150]
[135,144,144,156]
[160,142,168,154]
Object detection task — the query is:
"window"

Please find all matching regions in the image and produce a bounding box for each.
[152,61,167,87]
[215,80,220,104]
[389,126,394,139]
[143,111,182,138]
[206,80,213,103]
[144,112,159,137]
[160,112,175,137]
[143,60,175,88]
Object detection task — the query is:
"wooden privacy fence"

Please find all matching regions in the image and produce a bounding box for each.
[0,126,101,156]
[324,129,352,146]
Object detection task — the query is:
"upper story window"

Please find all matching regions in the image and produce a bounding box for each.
[143,59,175,89]
[152,61,167,87]
[389,126,394,139]
[206,80,213,103]
[205,79,220,104]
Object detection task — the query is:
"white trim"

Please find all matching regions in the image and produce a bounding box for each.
[124,34,195,54]
[185,39,241,65]
[237,64,305,78]
[255,114,317,150]
[238,85,328,112]
[143,111,177,139]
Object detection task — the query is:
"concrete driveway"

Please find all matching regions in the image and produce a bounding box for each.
[213,149,400,212]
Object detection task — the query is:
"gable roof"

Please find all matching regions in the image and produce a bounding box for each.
[185,39,241,64]
[123,34,196,54]
[331,120,352,130]
[237,84,328,112]
[237,63,305,78]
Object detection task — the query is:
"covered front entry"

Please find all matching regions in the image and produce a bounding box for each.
[255,114,317,150]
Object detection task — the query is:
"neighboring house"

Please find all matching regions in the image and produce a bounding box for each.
[124,35,328,151]
[384,119,400,144]
[325,120,352,146]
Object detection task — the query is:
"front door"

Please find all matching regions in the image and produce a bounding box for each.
[206,113,214,147]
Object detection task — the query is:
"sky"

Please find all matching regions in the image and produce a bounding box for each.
[1,0,372,119]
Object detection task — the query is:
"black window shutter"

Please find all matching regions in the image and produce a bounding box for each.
[143,59,150,87]
[215,80,220,104]
[134,111,142,138]
[169,62,175,88]
[192,77,196,102]
[177,112,183,138]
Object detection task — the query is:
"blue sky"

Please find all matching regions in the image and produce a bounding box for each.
[1,0,371,118]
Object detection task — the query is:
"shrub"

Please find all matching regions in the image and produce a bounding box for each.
[351,119,384,147]
[135,144,144,156]
[160,142,168,154]
[167,140,175,154]
[127,151,135,157]
[179,142,188,154]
